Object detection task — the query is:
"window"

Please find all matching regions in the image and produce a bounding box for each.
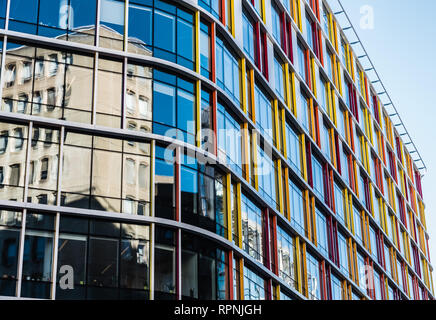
[338,107,346,138]
[334,183,345,223]
[5,64,16,87]
[274,56,285,101]
[369,225,378,261]
[0,131,8,154]
[277,226,297,289]
[125,159,136,185]
[14,128,23,151]
[316,208,328,257]
[297,42,306,82]
[254,84,275,144]
[312,156,324,200]
[199,0,221,20]
[322,5,330,36]
[242,12,255,61]
[331,274,342,300]
[272,5,281,44]
[128,1,195,69]
[200,21,211,79]
[217,102,242,176]
[305,14,314,50]
[257,146,277,208]
[319,76,328,112]
[153,70,196,145]
[9,164,20,186]
[321,123,331,161]
[40,158,49,180]
[216,36,240,105]
[243,266,265,300]
[353,205,363,245]
[241,194,264,263]
[298,92,310,132]
[338,232,349,276]
[307,252,321,300]
[286,124,301,174]
[289,179,305,236]
[22,61,32,81]
[17,95,28,114]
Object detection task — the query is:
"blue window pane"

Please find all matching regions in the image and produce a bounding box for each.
[153,82,176,127]
[70,0,97,30]
[177,89,195,135]
[100,0,125,34]
[154,10,176,55]
[128,4,152,46]
[176,17,194,66]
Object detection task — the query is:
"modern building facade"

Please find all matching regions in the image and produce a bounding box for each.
[0,0,432,300]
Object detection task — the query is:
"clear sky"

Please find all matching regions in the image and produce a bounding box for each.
[335,0,436,270]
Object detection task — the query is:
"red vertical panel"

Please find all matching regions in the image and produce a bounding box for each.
[228,251,234,300]
[335,133,341,174]
[287,20,294,64]
[262,31,269,79]
[255,22,261,69]
[307,142,313,187]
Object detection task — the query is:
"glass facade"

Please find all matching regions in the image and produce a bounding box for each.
[0,0,432,302]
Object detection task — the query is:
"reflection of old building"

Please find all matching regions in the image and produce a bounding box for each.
[0,27,152,213]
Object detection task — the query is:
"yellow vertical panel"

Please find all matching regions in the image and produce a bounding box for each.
[250,68,256,122]
[295,237,303,293]
[369,183,374,218]
[331,88,337,126]
[330,128,337,169]
[309,98,315,139]
[195,11,200,74]
[274,100,281,150]
[349,193,355,234]
[311,196,317,245]
[301,135,308,181]
[276,159,284,215]
[302,242,308,297]
[291,72,297,116]
[284,168,291,221]
[296,0,302,30]
[239,258,244,299]
[311,58,317,97]
[304,190,312,240]
[344,188,350,229]
[242,122,250,182]
[285,63,291,111]
[241,58,247,113]
[225,173,232,242]
[281,108,287,158]
[230,0,235,37]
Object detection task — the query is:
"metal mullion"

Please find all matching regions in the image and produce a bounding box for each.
[56,126,64,206]
[124,0,129,52]
[0,37,7,102]
[15,120,33,297]
[15,208,27,297]
[50,212,60,299]
[92,52,99,125]
[49,126,64,299]
[95,0,101,47]
[148,141,155,299]
[121,56,127,129]
[0,0,11,100]
[23,121,33,203]
[4,0,10,30]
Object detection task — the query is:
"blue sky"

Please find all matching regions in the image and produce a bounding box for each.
[336,0,436,272]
